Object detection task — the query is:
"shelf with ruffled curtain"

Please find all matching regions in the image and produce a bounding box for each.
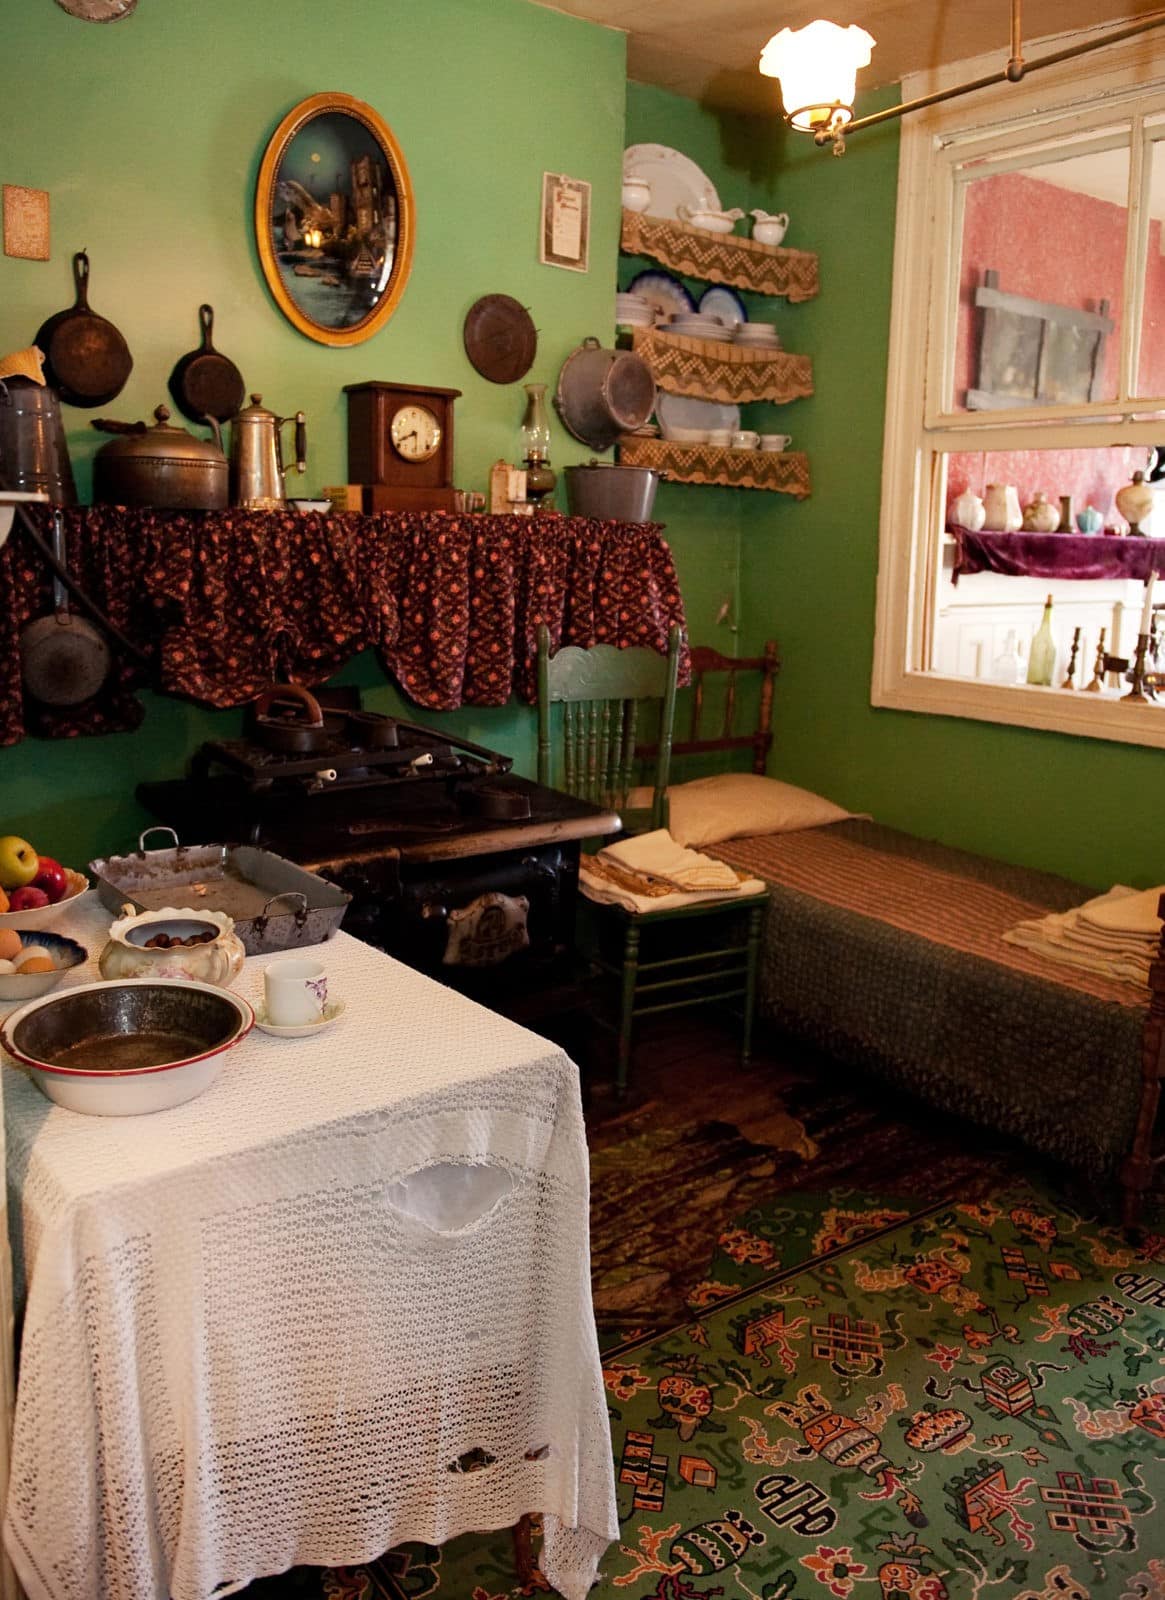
[618,436,811,497]
[0,508,688,745]
[629,326,813,405]
[620,210,819,300]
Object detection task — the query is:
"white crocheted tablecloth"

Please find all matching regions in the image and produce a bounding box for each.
[2,894,617,1600]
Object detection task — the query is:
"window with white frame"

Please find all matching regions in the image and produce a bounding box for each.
[873,27,1165,749]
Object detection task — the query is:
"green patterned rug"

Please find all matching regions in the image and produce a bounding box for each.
[258,1183,1165,1600]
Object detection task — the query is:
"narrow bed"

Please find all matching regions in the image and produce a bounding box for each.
[666,643,1164,1224]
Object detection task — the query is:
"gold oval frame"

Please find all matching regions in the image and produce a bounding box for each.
[254,92,415,348]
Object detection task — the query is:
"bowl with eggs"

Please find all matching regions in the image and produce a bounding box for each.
[0,928,88,1004]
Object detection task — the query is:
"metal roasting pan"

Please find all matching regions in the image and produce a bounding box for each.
[89,829,350,955]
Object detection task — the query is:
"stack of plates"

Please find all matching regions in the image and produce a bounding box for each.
[615,292,654,329]
[668,313,727,341]
[734,321,781,349]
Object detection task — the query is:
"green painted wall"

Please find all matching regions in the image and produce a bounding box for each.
[628,81,1163,890]
[0,0,626,864]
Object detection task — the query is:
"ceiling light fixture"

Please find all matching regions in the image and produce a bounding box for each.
[760,0,1165,153]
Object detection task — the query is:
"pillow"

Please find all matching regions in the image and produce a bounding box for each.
[630,773,853,848]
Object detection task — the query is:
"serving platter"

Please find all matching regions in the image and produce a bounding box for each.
[656,391,741,441]
[623,144,721,222]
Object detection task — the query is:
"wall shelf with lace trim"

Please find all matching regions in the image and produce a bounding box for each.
[628,326,812,406]
[621,210,819,301]
[617,436,811,498]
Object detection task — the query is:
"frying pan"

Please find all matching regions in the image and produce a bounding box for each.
[34,251,133,409]
[169,305,246,425]
[20,510,112,706]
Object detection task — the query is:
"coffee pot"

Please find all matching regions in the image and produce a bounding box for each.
[230,393,307,509]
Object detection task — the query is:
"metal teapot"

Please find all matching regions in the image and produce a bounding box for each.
[230,393,307,509]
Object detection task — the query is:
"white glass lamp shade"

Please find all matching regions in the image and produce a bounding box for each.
[759,20,875,133]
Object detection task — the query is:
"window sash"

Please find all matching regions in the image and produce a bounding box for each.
[872,27,1165,752]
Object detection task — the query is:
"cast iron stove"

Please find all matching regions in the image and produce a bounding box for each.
[139,709,621,995]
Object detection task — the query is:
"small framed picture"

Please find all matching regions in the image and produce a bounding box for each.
[540,173,590,273]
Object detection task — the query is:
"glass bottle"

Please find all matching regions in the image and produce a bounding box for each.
[1026,595,1057,686]
[990,629,1024,683]
[519,383,556,504]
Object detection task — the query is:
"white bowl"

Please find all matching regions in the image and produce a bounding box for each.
[0,871,89,930]
[0,929,88,1005]
[1,978,253,1116]
[288,499,334,514]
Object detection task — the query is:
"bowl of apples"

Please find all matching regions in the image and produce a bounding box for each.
[0,928,88,1004]
[0,836,88,930]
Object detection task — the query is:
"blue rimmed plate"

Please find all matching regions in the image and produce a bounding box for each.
[698,286,748,329]
[626,270,696,325]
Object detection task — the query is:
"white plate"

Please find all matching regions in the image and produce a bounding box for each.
[699,287,748,328]
[623,144,721,222]
[656,392,740,440]
[253,999,347,1038]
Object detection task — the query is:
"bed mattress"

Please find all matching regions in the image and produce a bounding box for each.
[710,820,1149,1176]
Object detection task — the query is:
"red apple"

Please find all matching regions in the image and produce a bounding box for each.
[8,886,50,911]
[31,857,70,904]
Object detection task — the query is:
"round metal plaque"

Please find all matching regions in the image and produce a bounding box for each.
[463,295,538,385]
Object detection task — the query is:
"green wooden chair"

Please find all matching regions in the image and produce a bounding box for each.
[535,624,767,1095]
[536,624,681,831]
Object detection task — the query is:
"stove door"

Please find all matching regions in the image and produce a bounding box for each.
[339,842,581,986]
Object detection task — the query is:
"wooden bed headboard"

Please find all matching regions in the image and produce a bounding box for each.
[669,640,780,776]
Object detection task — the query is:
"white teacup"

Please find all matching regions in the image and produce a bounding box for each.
[759,433,792,452]
[264,956,328,1026]
[732,430,759,451]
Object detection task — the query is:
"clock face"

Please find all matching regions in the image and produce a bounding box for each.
[390,403,442,463]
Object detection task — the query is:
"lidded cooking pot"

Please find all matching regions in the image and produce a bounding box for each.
[555,337,655,451]
[92,404,228,510]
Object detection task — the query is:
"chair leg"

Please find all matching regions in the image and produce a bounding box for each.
[513,1513,538,1585]
[741,903,764,1067]
[617,920,640,1097]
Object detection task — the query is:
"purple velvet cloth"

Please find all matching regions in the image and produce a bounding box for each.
[951,526,1165,584]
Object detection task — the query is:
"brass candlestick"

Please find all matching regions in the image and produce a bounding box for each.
[1122,633,1152,701]
[1061,626,1081,689]
[1084,627,1106,692]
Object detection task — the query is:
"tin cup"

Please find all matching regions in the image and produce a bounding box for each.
[732,430,759,451]
[264,956,328,1026]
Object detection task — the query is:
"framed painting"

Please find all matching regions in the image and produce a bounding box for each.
[255,92,414,347]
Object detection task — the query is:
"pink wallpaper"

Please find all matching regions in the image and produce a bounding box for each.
[947,169,1163,524]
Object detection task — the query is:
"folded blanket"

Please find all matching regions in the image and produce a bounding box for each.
[600,828,743,892]
[1003,885,1160,987]
[1078,884,1165,937]
[580,854,766,915]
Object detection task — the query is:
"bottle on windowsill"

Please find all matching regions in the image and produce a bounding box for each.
[990,629,1024,683]
[1026,594,1057,686]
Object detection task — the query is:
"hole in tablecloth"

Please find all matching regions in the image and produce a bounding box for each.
[525,1443,551,1461]
[448,1446,497,1474]
[384,1160,516,1234]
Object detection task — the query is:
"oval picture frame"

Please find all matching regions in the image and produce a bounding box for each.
[255,92,414,348]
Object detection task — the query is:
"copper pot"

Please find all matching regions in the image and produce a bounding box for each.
[91,404,228,510]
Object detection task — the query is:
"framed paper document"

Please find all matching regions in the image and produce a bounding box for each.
[540,172,590,273]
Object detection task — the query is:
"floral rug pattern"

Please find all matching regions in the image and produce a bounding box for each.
[260,1183,1165,1600]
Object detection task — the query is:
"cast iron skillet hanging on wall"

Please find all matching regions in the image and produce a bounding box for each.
[34,251,133,409]
[168,305,246,425]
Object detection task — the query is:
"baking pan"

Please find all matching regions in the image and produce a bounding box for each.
[90,828,350,954]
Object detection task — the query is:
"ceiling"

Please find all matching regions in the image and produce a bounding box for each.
[529,0,1165,115]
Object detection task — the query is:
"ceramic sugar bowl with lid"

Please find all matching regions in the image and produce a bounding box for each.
[98,906,246,989]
